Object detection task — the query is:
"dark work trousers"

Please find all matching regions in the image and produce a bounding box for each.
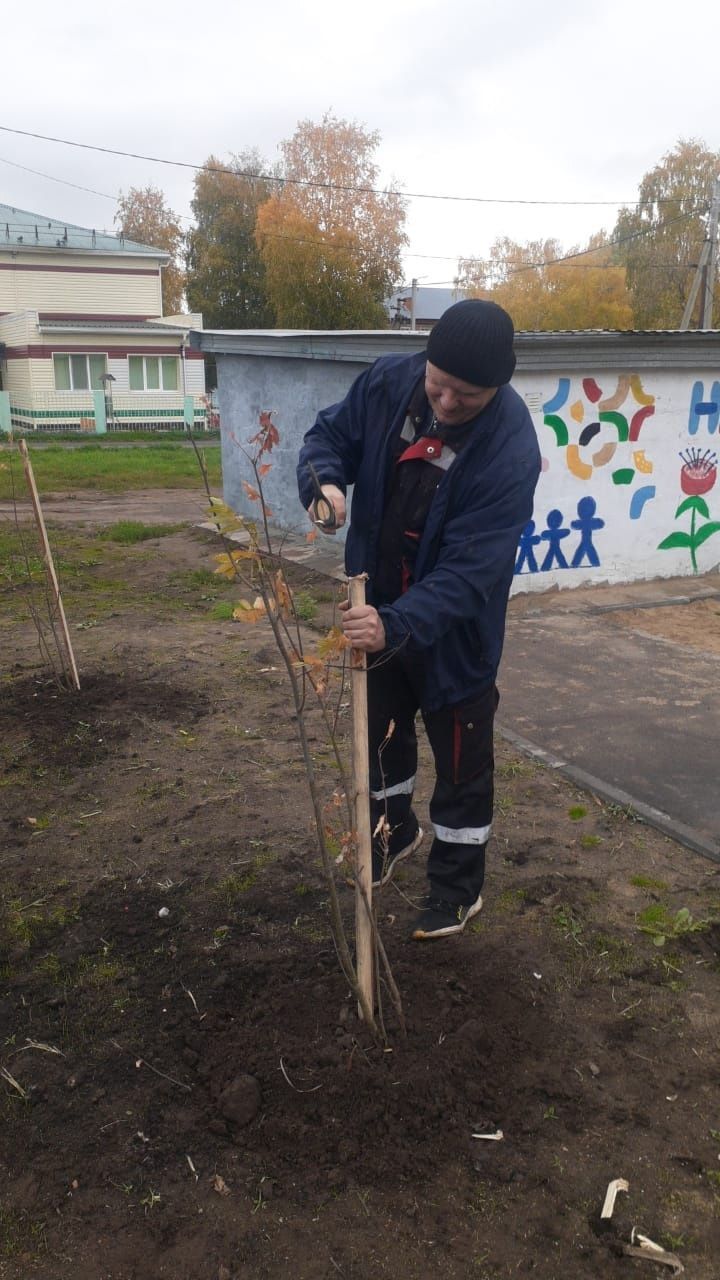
[367,648,498,906]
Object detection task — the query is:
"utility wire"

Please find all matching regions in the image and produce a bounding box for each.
[0,153,197,223]
[0,134,708,278]
[0,122,693,210]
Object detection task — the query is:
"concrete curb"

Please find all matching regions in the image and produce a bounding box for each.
[497,724,720,866]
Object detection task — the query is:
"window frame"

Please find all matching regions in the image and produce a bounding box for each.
[53,353,107,392]
[128,355,180,393]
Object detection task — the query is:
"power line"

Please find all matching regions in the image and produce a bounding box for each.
[458,209,705,278]
[0,153,196,224]
[0,133,708,279]
[0,122,687,210]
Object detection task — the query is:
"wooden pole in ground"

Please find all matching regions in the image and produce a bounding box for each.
[348,573,373,1017]
[18,440,80,691]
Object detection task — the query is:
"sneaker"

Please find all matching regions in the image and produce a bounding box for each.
[411,892,483,940]
[372,824,424,889]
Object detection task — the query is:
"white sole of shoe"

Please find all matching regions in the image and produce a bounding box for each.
[411,894,483,940]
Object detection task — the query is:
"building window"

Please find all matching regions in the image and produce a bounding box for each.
[53,353,107,391]
[128,356,179,392]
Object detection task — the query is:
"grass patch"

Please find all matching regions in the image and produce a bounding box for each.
[215,848,276,905]
[591,931,639,977]
[638,904,713,947]
[497,758,533,779]
[495,887,527,913]
[630,874,669,892]
[0,1207,47,1261]
[552,904,585,944]
[568,805,588,821]
[217,872,258,903]
[293,591,318,622]
[209,601,235,621]
[0,441,221,497]
[98,521,185,544]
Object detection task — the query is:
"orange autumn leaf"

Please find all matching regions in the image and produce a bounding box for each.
[232,598,267,623]
[258,463,272,477]
[273,570,292,612]
[241,480,261,502]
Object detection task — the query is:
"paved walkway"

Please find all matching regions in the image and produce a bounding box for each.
[250,525,720,862]
[499,581,720,862]
[5,488,719,863]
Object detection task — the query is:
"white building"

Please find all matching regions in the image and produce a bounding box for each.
[0,203,207,433]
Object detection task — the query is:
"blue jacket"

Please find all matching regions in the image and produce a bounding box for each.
[298,351,541,711]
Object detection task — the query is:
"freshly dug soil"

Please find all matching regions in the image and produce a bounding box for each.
[1,511,719,1280]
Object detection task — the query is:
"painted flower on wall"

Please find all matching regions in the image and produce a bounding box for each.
[680,448,717,496]
[658,449,720,573]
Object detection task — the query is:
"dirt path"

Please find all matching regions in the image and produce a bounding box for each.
[1,519,719,1279]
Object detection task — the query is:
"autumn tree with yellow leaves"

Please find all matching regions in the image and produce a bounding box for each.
[613,137,720,329]
[459,232,633,331]
[255,113,407,328]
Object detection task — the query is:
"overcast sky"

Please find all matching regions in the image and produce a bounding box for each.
[2,0,719,286]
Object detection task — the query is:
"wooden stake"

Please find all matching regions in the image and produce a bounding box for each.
[348,573,373,1017]
[18,440,80,691]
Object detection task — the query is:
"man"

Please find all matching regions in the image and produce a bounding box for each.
[297,300,540,940]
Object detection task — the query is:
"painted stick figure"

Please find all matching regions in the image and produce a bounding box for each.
[540,509,570,571]
[515,520,542,574]
[570,496,605,568]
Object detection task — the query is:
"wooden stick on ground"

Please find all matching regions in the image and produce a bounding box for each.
[17,439,80,691]
[348,573,373,1018]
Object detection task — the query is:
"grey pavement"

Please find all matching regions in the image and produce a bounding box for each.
[6,487,719,863]
[260,526,720,863]
[499,582,720,862]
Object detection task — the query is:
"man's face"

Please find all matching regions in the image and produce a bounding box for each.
[425,361,497,427]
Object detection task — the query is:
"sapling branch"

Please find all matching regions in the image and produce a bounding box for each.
[187,413,404,1042]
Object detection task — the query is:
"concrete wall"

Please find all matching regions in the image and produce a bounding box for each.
[200,329,720,592]
[216,350,366,535]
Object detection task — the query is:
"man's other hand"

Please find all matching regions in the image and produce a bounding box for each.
[340,602,386,653]
[306,484,346,534]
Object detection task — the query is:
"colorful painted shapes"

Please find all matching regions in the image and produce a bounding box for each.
[629,405,655,440]
[515,499,605,575]
[633,450,653,474]
[689,380,720,435]
[612,468,635,485]
[599,375,630,411]
[544,414,569,445]
[583,378,602,403]
[571,400,584,423]
[543,378,571,414]
[629,485,656,519]
[630,375,654,407]
[592,442,617,467]
[566,444,593,479]
[599,410,629,442]
[578,422,601,446]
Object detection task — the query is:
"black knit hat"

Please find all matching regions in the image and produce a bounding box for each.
[426,299,516,387]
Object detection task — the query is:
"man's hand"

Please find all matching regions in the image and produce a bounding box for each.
[340,602,386,653]
[306,484,346,534]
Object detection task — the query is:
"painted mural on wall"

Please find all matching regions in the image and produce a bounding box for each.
[514,371,720,589]
[655,378,720,574]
